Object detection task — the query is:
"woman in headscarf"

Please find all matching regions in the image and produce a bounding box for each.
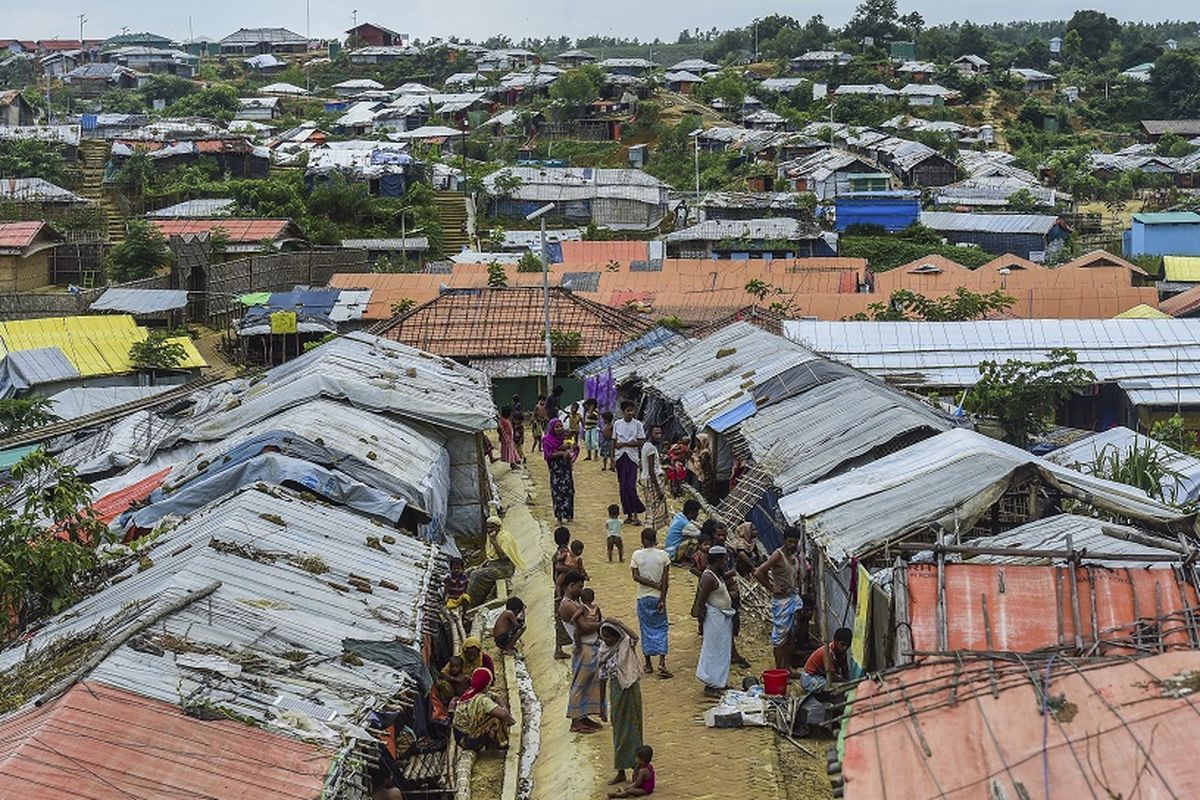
[452,668,514,751]
[730,521,765,577]
[543,418,578,525]
[466,517,527,607]
[598,620,645,786]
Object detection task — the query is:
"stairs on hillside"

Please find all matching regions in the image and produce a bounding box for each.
[78,139,127,244]
[433,191,472,255]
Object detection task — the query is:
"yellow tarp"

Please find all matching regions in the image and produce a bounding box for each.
[1163,256,1200,283]
[269,310,298,335]
[851,563,871,672]
[1115,303,1171,319]
[0,315,207,376]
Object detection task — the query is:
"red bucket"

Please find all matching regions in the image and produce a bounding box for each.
[762,669,789,696]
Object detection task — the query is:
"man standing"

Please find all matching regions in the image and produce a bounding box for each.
[639,425,668,532]
[630,527,672,678]
[754,527,804,671]
[693,545,735,697]
[612,402,646,525]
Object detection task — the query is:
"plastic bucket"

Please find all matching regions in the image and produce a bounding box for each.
[762,669,789,696]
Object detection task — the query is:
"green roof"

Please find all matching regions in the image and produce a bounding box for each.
[1133,212,1200,225]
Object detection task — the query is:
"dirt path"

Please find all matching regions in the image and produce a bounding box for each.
[495,453,830,800]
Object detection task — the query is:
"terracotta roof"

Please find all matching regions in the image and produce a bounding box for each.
[150,218,294,244]
[91,467,171,527]
[905,562,1198,655]
[0,221,47,251]
[890,254,972,274]
[979,253,1044,271]
[1161,284,1200,317]
[840,651,1200,799]
[1061,248,1149,276]
[0,681,331,799]
[373,286,655,358]
[558,239,649,265]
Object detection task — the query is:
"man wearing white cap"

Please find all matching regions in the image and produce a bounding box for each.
[692,545,735,696]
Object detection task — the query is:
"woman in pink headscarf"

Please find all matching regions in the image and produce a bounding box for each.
[453,668,514,751]
[543,417,577,524]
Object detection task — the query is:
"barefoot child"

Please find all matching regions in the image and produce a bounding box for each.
[444,557,470,610]
[608,745,656,797]
[565,539,589,581]
[552,527,572,660]
[605,503,624,562]
[599,411,615,471]
[583,398,600,461]
[666,436,689,498]
[580,587,602,627]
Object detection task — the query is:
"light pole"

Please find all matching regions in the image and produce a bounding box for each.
[691,127,702,197]
[526,202,556,390]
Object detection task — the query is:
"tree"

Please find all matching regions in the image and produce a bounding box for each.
[698,70,750,109]
[1006,188,1041,212]
[113,149,158,207]
[390,298,416,316]
[549,64,604,118]
[0,450,111,632]
[487,261,509,288]
[1066,10,1120,62]
[1061,29,1084,66]
[1150,50,1200,118]
[1151,414,1198,455]
[105,220,174,283]
[964,348,1096,446]
[128,332,186,370]
[0,139,66,183]
[846,0,899,42]
[1155,131,1199,158]
[849,288,1016,321]
[0,398,58,437]
[165,83,240,122]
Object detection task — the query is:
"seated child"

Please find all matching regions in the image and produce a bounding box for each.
[608,745,656,798]
[444,557,470,609]
[605,503,624,562]
[666,436,689,497]
[493,596,527,655]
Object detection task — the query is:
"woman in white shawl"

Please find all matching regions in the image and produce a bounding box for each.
[598,619,644,786]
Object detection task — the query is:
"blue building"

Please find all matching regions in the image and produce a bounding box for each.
[834,191,921,232]
[1124,212,1200,257]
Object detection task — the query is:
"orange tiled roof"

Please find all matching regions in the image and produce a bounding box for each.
[1061,248,1149,276]
[150,218,295,244]
[0,221,47,250]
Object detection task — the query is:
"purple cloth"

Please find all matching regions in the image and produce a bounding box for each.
[616,456,645,516]
[543,418,567,461]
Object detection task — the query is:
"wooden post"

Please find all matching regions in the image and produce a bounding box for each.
[1066,533,1084,651]
[893,557,912,666]
[936,528,948,652]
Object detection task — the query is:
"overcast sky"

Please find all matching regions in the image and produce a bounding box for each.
[6,1,1197,44]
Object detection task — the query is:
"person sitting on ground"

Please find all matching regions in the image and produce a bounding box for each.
[460,635,495,678]
[754,528,804,671]
[801,627,853,695]
[663,499,702,562]
[444,557,470,610]
[566,539,589,581]
[580,587,603,628]
[606,503,625,563]
[465,515,527,608]
[452,667,514,752]
[436,655,470,704]
[493,596,527,655]
[730,522,764,577]
[608,745,656,798]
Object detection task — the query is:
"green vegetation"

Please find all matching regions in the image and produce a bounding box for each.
[0,140,67,184]
[105,220,175,283]
[965,348,1097,446]
[847,288,1016,321]
[840,237,992,271]
[1092,439,1186,506]
[1151,414,1198,455]
[0,450,111,633]
[0,398,58,437]
[129,333,187,370]
[487,261,509,288]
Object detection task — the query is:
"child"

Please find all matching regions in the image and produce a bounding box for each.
[666,436,689,498]
[605,503,624,563]
[445,558,470,610]
[608,745,655,798]
[512,410,526,463]
[531,395,548,453]
[579,587,602,627]
[493,596,527,655]
[564,539,589,581]
[436,655,471,702]
[552,527,572,660]
[568,402,583,440]
[583,399,600,461]
[599,411,615,471]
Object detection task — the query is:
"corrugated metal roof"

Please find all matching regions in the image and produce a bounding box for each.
[46,384,172,419]
[664,218,823,243]
[0,485,439,734]
[961,513,1185,566]
[1164,255,1200,282]
[0,682,332,800]
[145,198,235,218]
[840,651,1200,798]
[905,561,1197,654]
[1133,212,1200,225]
[783,319,1200,406]
[574,326,686,377]
[1116,303,1171,318]
[920,210,1062,235]
[150,217,294,244]
[777,428,1192,563]
[0,346,78,398]
[90,288,189,315]
[0,316,205,377]
[0,177,86,205]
